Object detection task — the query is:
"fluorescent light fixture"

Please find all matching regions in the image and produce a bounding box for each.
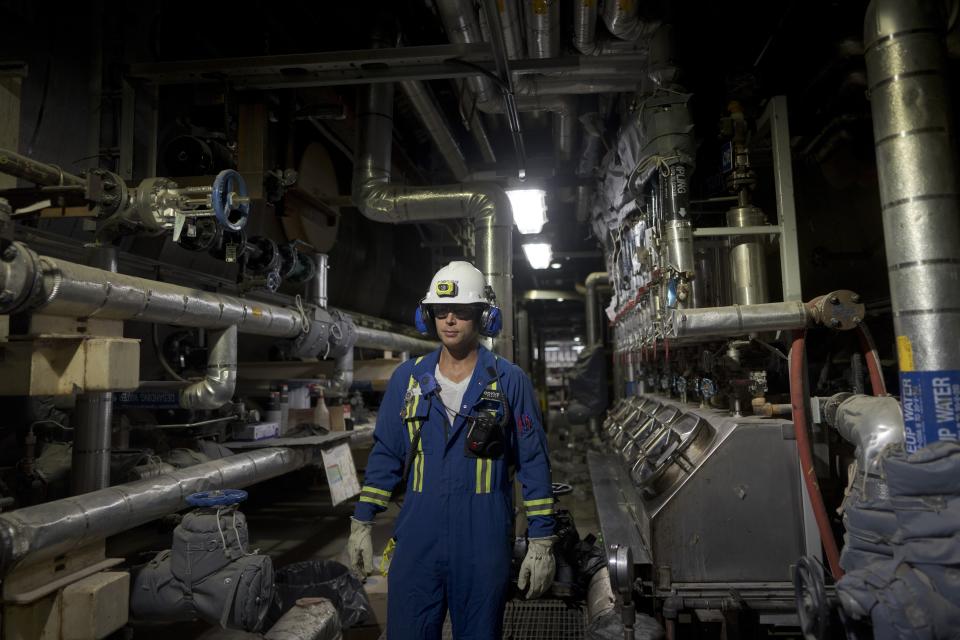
[574,336,581,343]
[507,189,547,234]
[550,262,562,269]
[522,242,553,270]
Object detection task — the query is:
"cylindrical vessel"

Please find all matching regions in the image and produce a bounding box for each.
[726,205,769,305]
[672,301,810,339]
[310,253,329,309]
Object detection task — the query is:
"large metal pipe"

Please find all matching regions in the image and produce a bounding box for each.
[574,0,653,56]
[178,324,238,410]
[602,0,660,41]
[523,0,560,59]
[0,147,85,187]
[352,82,514,358]
[0,447,315,576]
[827,394,904,475]
[670,301,811,339]
[353,326,438,355]
[864,0,960,448]
[585,272,610,348]
[71,245,118,496]
[727,205,769,305]
[399,81,470,181]
[309,253,329,309]
[479,0,524,60]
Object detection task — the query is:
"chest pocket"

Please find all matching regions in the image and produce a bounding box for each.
[473,375,509,494]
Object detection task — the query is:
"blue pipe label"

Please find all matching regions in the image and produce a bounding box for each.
[901,370,960,453]
[114,390,180,409]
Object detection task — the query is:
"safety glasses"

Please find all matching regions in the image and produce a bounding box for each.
[431,305,481,321]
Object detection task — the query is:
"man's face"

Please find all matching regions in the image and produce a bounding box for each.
[432,304,482,350]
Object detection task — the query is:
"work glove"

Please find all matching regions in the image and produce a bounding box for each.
[517,536,556,599]
[347,517,374,576]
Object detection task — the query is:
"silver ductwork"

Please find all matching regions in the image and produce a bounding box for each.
[864,1,960,426]
[585,272,610,348]
[179,325,238,410]
[437,0,498,105]
[354,325,438,355]
[826,394,905,476]
[352,83,514,358]
[523,0,560,59]
[0,447,315,577]
[0,242,356,359]
[574,0,653,55]
[602,0,660,41]
[479,0,523,59]
[399,81,470,181]
[670,301,811,339]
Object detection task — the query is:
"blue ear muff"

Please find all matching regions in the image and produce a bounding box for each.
[414,305,431,335]
[479,305,502,337]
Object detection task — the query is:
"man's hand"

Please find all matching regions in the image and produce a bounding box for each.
[517,536,556,599]
[347,517,374,576]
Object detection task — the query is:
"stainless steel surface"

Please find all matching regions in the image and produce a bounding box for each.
[178,325,238,410]
[726,205,769,305]
[0,447,316,575]
[353,325,438,355]
[692,225,780,237]
[602,0,659,41]
[352,82,514,358]
[830,394,905,475]
[586,451,652,565]
[0,146,85,186]
[311,253,329,309]
[523,0,560,59]
[757,96,803,302]
[399,81,470,181]
[865,0,960,373]
[662,220,695,275]
[670,301,810,339]
[71,245,118,496]
[585,272,610,347]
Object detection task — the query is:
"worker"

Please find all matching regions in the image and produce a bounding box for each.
[346,261,555,639]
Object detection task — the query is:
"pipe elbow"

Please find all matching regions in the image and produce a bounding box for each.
[835,394,905,473]
[179,325,238,410]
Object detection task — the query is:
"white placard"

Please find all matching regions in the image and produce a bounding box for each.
[321,442,361,506]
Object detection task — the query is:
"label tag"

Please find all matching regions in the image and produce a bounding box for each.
[901,370,960,452]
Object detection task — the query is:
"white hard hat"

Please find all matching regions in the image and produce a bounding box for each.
[421,261,490,306]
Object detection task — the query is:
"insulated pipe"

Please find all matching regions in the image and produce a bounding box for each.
[479,95,576,161]
[478,0,524,59]
[0,147,85,187]
[0,447,315,576]
[828,394,904,475]
[436,0,498,106]
[585,272,610,348]
[602,0,660,41]
[178,325,238,410]
[309,253,329,309]
[513,75,644,97]
[353,326,438,355]
[523,0,560,59]
[399,81,470,181]
[864,0,960,441]
[71,245,118,496]
[352,83,514,358]
[573,0,600,54]
[670,301,811,339]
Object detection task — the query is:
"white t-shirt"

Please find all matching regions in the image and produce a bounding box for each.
[435,365,472,422]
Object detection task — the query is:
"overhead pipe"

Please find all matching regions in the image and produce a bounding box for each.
[309,252,329,309]
[864,0,960,449]
[0,147,85,187]
[574,0,653,56]
[354,326,438,355]
[0,447,315,577]
[351,82,513,358]
[670,301,812,339]
[523,0,560,59]
[178,324,238,410]
[478,0,524,60]
[602,0,660,41]
[823,394,904,476]
[399,81,470,181]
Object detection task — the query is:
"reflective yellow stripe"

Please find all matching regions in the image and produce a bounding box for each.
[485,459,492,493]
[523,498,553,507]
[363,486,391,497]
[526,508,554,516]
[359,495,389,507]
[476,459,483,493]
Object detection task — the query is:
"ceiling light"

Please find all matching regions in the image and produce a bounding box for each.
[574,336,581,342]
[550,262,561,269]
[507,189,547,234]
[522,242,553,270]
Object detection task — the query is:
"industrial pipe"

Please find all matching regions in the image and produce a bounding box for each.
[0,147,85,187]
[352,82,514,358]
[0,447,316,576]
[602,0,660,41]
[353,326,438,355]
[309,253,329,309]
[178,325,238,410]
[670,301,811,339]
[585,272,610,348]
[864,0,960,450]
[523,0,560,59]
[478,0,523,60]
[827,394,904,475]
[399,81,470,181]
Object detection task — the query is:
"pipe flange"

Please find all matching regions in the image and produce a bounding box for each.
[177,218,220,253]
[245,236,281,275]
[810,290,865,331]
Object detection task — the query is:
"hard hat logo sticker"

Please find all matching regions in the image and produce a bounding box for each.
[435,280,459,297]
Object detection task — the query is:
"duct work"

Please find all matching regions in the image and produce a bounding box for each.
[178,325,238,410]
[352,82,514,358]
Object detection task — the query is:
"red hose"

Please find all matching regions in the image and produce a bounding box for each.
[789,330,844,580]
[856,323,887,396]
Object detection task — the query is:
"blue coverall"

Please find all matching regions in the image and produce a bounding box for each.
[354,345,554,639]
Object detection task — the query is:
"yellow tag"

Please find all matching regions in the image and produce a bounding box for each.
[897,335,915,372]
[380,538,397,577]
[251,307,263,317]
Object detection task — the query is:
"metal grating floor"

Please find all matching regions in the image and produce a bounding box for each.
[436,599,586,639]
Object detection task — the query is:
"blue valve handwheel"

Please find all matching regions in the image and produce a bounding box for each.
[186,488,248,507]
[211,169,249,232]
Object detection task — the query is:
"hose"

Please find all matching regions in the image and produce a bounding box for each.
[855,323,887,396]
[789,329,843,581]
